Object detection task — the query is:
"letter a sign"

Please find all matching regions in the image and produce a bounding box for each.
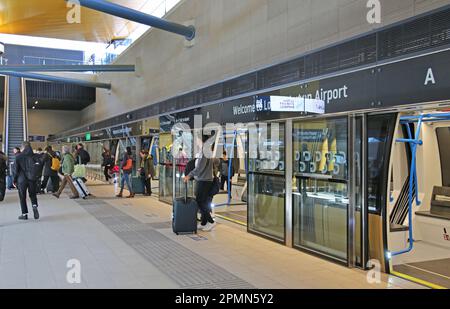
[424,68,436,86]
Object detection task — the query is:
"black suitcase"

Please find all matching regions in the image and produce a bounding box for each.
[173,183,198,235]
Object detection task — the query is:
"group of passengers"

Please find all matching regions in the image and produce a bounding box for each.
[0,142,91,221]
[102,147,156,199]
[0,137,224,231]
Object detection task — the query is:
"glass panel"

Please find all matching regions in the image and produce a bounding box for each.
[159,133,174,204]
[293,117,348,261]
[367,114,397,214]
[248,123,285,241]
[173,130,195,200]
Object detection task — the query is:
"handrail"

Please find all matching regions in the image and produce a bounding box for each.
[390,115,424,257]
[21,78,28,141]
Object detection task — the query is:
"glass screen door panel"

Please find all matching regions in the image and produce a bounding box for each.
[173,129,195,200]
[248,123,286,241]
[293,117,349,261]
[159,133,174,204]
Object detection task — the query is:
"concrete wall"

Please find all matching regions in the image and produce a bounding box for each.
[27,109,82,148]
[84,0,450,125]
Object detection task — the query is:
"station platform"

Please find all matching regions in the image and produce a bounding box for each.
[0,182,424,289]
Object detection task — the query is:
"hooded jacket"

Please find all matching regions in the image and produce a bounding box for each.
[14,146,43,183]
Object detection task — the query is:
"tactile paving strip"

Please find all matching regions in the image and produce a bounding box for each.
[77,199,255,289]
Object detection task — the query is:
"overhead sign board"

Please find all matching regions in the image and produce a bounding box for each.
[268,96,325,114]
[29,135,46,142]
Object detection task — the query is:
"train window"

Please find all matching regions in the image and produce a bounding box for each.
[367,114,397,214]
[436,127,450,187]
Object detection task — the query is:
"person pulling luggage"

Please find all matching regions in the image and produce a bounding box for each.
[139,150,154,196]
[53,146,79,199]
[40,146,60,194]
[183,136,216,232]
[75,143,90,183]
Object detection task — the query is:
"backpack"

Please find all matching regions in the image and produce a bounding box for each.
[77,149,90,165]
[82,150,91,164]
[50,155,61,172]
[25,154,44,181]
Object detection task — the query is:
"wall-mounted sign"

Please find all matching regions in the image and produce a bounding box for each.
[270,96,303,112]
[85,132,91,141]
[262,95,325,114]
[29,135,46,142]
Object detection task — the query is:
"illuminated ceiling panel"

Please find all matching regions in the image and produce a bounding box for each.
[0,0,151,42]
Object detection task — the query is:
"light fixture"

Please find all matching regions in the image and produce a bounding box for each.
[32,106,36,109]
[34,101,38,105]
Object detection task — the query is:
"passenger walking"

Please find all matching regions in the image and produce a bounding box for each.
[34,148,45,194]
[53,146,79,199]
[116,147,135,198]
[183,136,216,232]
[75,143,90,165]
[0,151,7,201]
[75,143,90,183]
[40,146,60,194]
[101,148,114,183]
[139,150,154,196]
[8,147,21,189]
[219,151,233,192]
[13,142,41,220]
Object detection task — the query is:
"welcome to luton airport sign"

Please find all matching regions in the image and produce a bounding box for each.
[58,48,450,142]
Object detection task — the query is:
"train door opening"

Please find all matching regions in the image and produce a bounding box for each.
[213,129,248,226]
[387,110,450,289]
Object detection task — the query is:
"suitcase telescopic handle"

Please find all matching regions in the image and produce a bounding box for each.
[184,182,188,204]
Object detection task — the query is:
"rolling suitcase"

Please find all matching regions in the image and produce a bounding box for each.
[132,176,145,194]
[73,178,90,199]
[173,183,198,235]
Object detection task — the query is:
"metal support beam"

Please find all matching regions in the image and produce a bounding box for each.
[1,71,112,89]
[0,65,135,72]
[74,0,196,40]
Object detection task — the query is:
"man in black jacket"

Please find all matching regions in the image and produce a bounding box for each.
[75,143,90,165]
[40,146,60,193]
[14,141,40,220]
[0,151,7,201]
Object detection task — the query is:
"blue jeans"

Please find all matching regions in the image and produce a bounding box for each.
[120,172,133,194]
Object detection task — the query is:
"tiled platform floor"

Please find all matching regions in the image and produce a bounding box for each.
[0,182,425,289]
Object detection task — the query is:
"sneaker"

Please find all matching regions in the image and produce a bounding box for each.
[52,193,60,199]
[32,206,39,220]
[197,223,206,231]
[202,222,217,232]
[18,214,28,220]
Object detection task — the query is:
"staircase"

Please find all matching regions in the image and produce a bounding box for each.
[5,76,27,164]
